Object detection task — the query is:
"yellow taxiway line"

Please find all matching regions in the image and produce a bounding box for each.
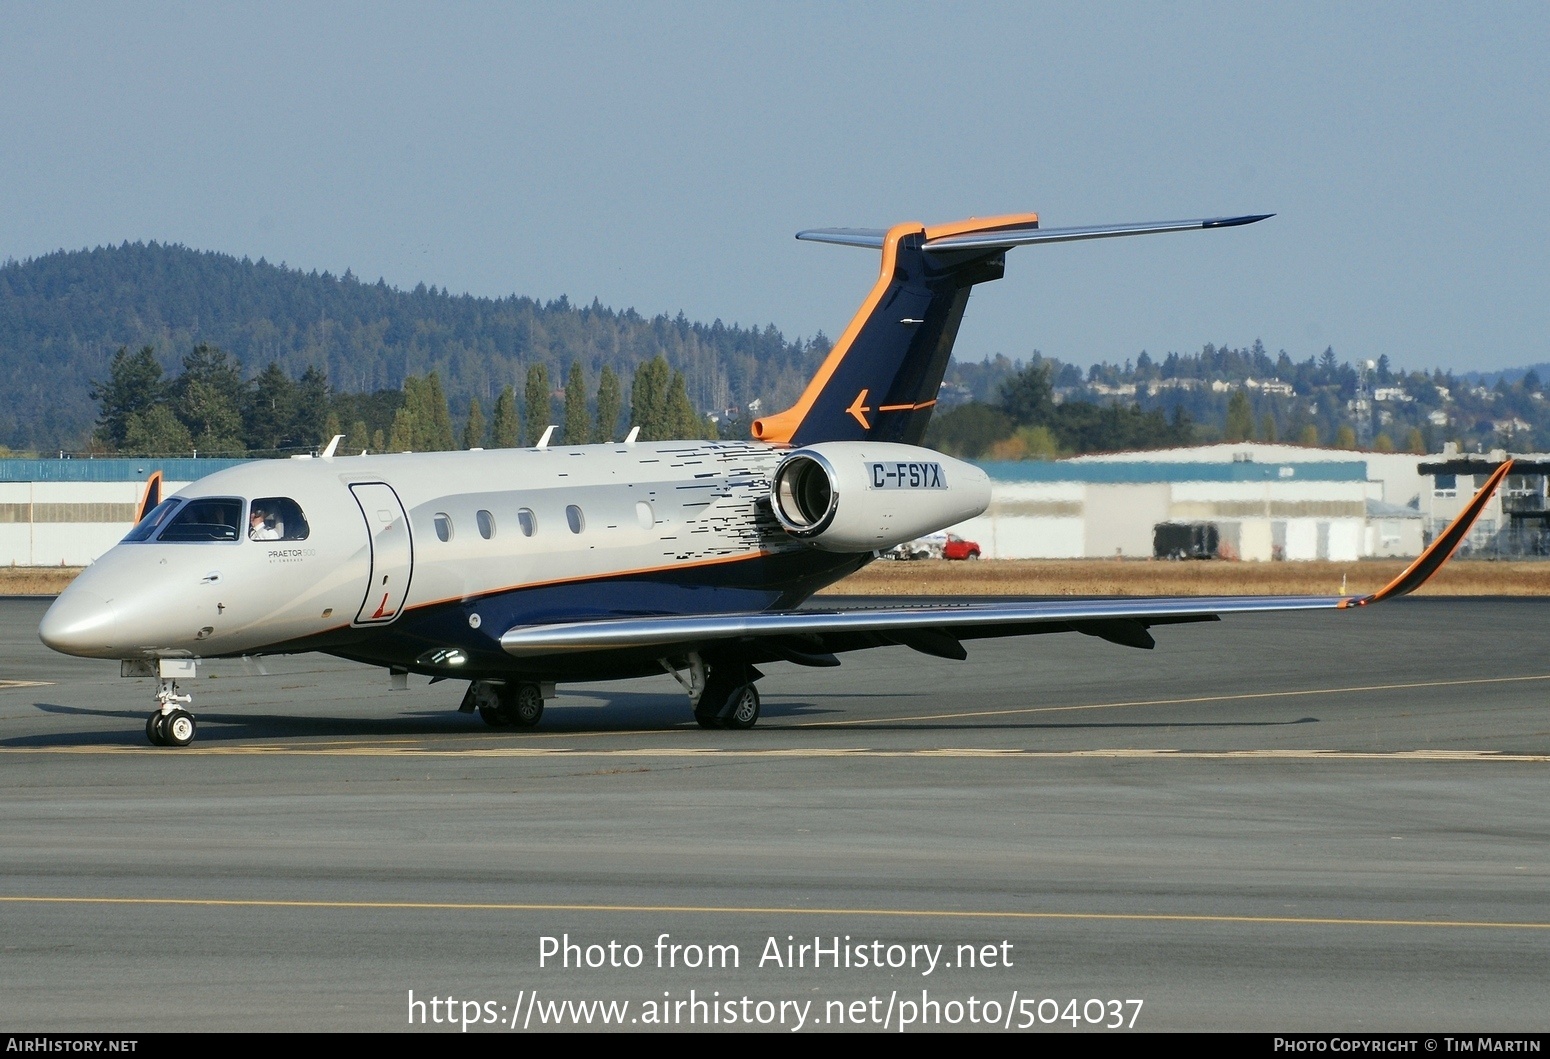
[1,894,1546,931]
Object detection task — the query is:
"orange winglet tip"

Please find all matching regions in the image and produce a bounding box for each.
[136,471,163,523]
[1348,459,1514,606]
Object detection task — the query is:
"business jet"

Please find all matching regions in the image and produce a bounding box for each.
[38,212,1507,746]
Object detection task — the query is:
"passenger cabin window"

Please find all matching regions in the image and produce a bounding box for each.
[476,509,495,539]
[248,497,310,542]
[517,508,536,537]
[566,504,585,534]
[157,498,244,543]
[434,513,454,542]
[122,498,181,542]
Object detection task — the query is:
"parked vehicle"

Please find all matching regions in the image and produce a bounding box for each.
[942,533,981,560]
[1153,521,1219,560]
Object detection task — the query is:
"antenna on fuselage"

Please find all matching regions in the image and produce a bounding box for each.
[535,425,556,449]
[624,426,640,445]
[320,434,344,459]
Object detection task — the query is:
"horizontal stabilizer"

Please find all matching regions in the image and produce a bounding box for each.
[796,215,1273,253]
[795,228,889,249]
[922,214,1273,252]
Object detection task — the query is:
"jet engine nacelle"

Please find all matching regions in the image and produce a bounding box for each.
[770,442,991,553]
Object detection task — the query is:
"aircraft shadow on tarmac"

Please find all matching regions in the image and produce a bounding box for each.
[14,695,1318,747]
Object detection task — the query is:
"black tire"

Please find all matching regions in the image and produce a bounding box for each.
[146,712,167,746]
[478,702,509,727]
[509,683,544,727]
[721,684,761,730]
[163,709,196,747]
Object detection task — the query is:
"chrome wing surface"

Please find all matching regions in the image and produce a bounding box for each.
[500,463,1509,662]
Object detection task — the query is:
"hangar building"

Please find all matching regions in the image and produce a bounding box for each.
[951,443,1428,561]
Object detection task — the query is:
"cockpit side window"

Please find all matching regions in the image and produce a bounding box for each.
[248,497,311,542]
[122,498,182,543]
[157,497,244,543]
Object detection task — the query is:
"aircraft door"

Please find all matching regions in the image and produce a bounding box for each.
[350,483,414,625]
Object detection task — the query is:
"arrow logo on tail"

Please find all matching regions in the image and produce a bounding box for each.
[847,389,872,430]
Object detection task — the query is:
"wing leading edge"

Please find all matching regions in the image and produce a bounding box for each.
[500,463,1511,662]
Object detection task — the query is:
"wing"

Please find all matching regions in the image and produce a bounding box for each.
[500,462,1509,664]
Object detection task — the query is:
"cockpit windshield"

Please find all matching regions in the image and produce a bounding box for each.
[121,498,182,543]
[156,497,245,543]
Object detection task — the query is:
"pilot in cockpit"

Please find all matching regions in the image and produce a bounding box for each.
[248,504,282,541]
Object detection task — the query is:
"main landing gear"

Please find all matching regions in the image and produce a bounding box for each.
[463,680,547,728]
[661,653,763,730]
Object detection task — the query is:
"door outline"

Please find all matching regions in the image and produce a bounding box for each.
[350,482,414,625]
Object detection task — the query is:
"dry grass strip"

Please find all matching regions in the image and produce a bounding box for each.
[0,568,85,595]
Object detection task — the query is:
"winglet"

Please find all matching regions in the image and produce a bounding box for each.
[135,471,163,523]
[1344,460,1513,607]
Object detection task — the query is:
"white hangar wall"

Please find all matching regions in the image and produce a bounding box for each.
[954,450,1423,561]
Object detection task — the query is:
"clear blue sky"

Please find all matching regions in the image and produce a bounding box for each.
[3,2,1546,374]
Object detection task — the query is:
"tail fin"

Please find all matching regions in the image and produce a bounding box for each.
[751,211,1271,446]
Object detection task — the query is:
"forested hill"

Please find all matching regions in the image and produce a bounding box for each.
[0,242,829,450]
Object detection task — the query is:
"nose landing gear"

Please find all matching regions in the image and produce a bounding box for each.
[146,678,197,747]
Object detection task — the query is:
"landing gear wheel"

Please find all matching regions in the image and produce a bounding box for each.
[508,683,544,727]
[162,709,196,747]
[721,684,761,730]
[478,703,509,728]
[693,703,723,729]
[146,711,168,746]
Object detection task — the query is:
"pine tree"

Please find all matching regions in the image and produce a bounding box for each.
[490,385,520,447]
[388,400,420,451]
[245,362,297,451]
[1258,412,1277,443]
[294,366,331,448]
[462,397,487,449]
[592,366,621,443]
[1299,424,1321,447]
[563,361,589,445]
[1224,390,1253,443]
[91,345,165,450]
[420,372,456,451]
[666,370,701,439]
[174,344,246,454]
[524,364,551,445]
[123,406,193,455]
[630,356,671,440]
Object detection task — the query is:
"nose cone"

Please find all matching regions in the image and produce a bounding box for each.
[39,588,121,657]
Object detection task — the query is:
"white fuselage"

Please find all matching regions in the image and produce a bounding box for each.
[41,439,794,659]
[39,438,990,682]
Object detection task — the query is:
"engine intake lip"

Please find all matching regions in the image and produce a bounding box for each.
[772,450,839,538]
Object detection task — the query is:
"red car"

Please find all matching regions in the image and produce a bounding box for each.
[942,533,981,560]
